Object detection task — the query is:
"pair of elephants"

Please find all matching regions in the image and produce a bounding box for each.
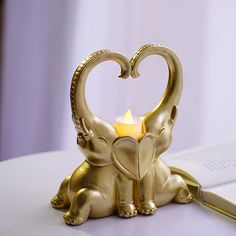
[51,44,193,226]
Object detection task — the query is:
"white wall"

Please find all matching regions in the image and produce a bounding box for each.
[0,0,78,159]
[1,0,235,160]
[202,0,236,145]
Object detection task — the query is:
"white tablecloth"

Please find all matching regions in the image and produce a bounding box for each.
[0,150,235,236]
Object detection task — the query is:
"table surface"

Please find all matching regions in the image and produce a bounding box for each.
[0,150,235,236]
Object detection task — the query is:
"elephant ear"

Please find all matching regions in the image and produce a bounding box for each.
[139,134,156,179]
[112,134,155,180]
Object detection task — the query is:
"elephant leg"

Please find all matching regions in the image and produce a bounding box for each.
[155,174,192,206]
[51,175,71,209]
[63,188,109,226]
[116,174,137,218]
[135,170,157,215]
[172,175,193,203]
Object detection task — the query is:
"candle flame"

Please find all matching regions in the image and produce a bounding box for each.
[124,109,134,124]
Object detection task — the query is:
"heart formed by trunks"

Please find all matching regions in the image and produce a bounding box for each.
[51,44,193,226]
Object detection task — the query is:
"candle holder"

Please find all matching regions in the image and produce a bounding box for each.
[51,44,193,226]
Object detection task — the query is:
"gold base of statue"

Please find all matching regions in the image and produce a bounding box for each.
[51,44,193,226]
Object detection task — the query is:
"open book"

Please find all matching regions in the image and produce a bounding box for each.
[163,143,236,219]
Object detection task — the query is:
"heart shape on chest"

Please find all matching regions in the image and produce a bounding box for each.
[112,134,155,180]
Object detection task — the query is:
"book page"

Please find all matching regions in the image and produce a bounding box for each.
[163,143,236,188]
[203,181,236,205]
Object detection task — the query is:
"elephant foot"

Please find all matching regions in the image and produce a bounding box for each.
[63,211,86,226]
[118,203,138,218]
[174,187,193,204]
[51,195,69,209]
[137,200,157,215]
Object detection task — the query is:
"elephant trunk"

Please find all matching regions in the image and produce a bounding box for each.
[130,44,183,123]
[70,50,131,133]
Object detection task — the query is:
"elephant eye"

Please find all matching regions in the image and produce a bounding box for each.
[158,127,165,134]
[171,106,177,121]
[98,136,107,143]
[168,119,175,126]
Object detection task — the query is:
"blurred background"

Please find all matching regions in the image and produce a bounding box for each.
[0,0,236,161]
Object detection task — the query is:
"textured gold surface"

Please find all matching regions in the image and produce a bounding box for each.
[51,44,192,226]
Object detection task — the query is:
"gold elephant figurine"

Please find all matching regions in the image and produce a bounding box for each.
[51,44,192,226]
[131,45,193,214]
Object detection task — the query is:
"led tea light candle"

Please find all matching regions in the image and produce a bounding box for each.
[113,109,144,139]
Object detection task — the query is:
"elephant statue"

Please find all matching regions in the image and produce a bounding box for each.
[51,44,192,226]
[131,45,193,215]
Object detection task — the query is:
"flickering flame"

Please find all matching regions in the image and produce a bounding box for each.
[123,109,134,124]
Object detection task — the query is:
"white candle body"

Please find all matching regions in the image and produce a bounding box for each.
[113,110,144,139]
